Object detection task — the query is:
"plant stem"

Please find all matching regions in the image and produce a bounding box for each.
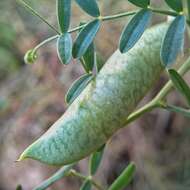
[125,100,160,125]
[125,56,190,125]
[33,35,59,52]
[69,24,87,33]
[69,170,104,190]
[69,169,87,180]
[32,24,87,52]
[101,11,136,21]
[101,8,177,21]
[17,0,60,34]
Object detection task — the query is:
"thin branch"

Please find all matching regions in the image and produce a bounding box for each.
[17,0,60,34]
[101,11,136,21]
[32,23,89,52]
[69,170,105,190]
[33,35,59,52]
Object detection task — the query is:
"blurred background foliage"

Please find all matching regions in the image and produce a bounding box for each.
[0,0,190,190]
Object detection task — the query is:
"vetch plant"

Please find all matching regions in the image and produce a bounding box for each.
[16,0,190,189]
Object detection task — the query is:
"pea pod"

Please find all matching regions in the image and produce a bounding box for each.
[19,23,169,166]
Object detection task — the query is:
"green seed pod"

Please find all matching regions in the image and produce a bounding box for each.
[19,23,168,165]
[24,49,37,64]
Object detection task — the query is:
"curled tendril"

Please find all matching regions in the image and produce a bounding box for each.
[24,49,37,64]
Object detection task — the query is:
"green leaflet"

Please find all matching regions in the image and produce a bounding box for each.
[165,0,183,12]
[34,164,73,190]
[128,0,150,8]
[57,33,72,64]
[79,22,96,73]
[57,0,71,33]
[119,9,152,53]
[188,1,190,20]
[16,185,22,190]
[161,15,185,67]
[95,53,104,73]
[18,23,169,166]
[164,105,190,118]
[73,19,101,58]
[80,180,92,190]
[75,0,100,17]
[108,162,136,190]
[168,69,190,106]
[89,145,105,175]
[65,73,93,104]
[80,43,95,73]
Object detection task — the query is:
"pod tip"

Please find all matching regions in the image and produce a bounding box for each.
[16,150,29,162]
